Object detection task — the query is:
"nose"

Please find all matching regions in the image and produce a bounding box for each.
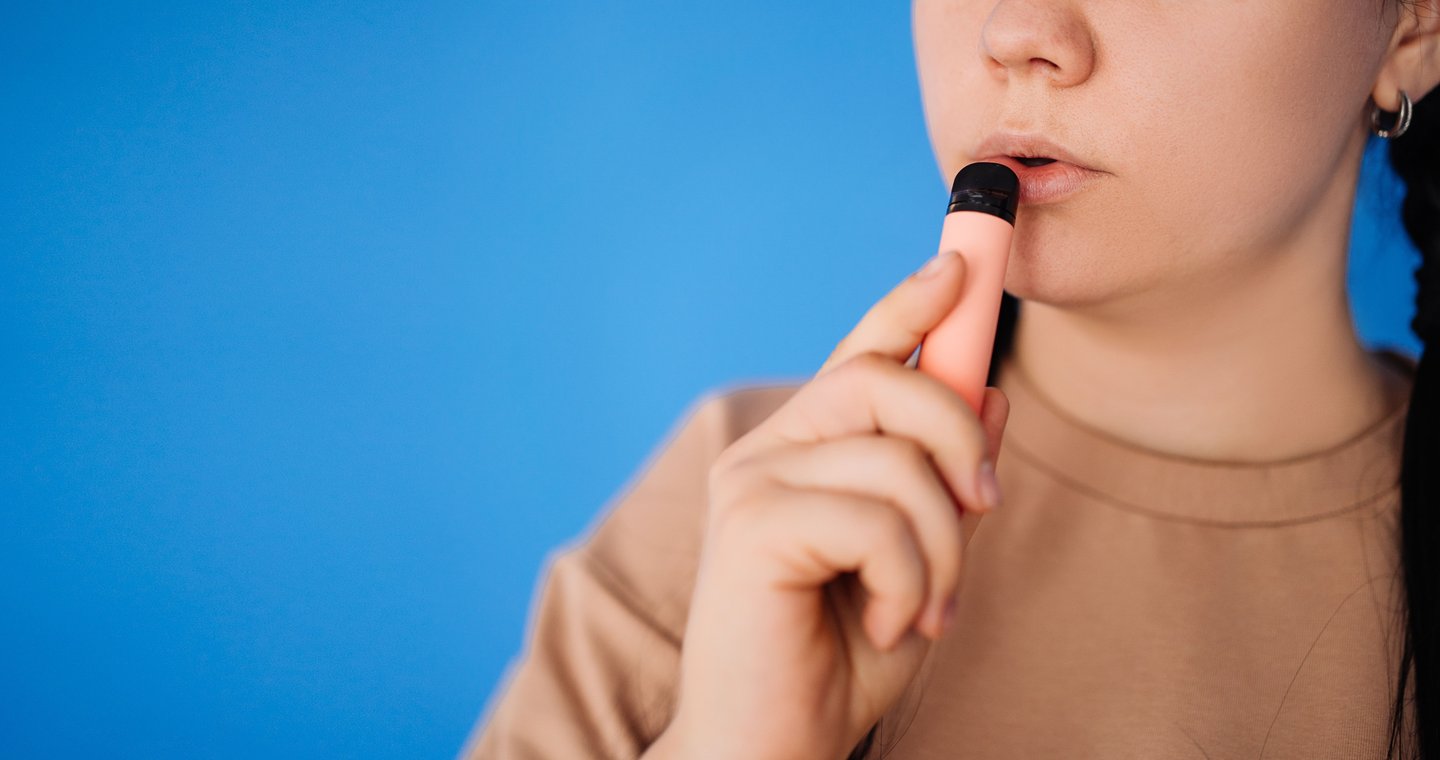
[981,0,1095,88]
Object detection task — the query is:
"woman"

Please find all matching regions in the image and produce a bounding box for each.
[466,0,1439,757]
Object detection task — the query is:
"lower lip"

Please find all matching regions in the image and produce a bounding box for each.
[980,156,1106,205]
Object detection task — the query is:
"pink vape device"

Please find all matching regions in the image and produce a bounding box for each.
[915,162,1020,417]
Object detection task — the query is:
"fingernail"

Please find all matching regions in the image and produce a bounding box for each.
[977,459,1003,510]
[915,250,958,280]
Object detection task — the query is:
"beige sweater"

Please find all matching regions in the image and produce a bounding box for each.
[463,349,1419,759]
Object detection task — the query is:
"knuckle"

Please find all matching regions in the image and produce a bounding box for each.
[710,434,753,477]
[837,351,893,389]
[849,350,891,373]
[827,349,877,377]
[707,451,775,531]
[878,436,933,481]
[885,553,928,608]
[708,488,768,546]
[818,350,892,395]
[715,453,770,503]
[865,503,917,554]
[707,445,743,493]
[706,457,736,508]
[872,437,958,519]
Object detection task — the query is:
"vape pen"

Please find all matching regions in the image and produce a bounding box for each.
[915,162,1020,417]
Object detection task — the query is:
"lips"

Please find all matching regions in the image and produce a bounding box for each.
[974,154,1105,205]
[969,132,1106,204]
[974,132,1099,171]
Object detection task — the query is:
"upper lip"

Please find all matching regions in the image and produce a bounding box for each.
[974,132,1101,172]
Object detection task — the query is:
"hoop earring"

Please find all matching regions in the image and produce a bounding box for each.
[1370,90,1412,139]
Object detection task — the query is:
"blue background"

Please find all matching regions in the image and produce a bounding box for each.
[1,2,1423,758]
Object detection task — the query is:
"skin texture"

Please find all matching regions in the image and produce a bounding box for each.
[648,4,1440,759]
[913,0,1440,462]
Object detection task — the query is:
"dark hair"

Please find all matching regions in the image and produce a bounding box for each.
[847,10,1438,759]
[1383,20,1439,759]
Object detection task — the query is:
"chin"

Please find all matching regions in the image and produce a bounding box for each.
[1002,235,1153,311]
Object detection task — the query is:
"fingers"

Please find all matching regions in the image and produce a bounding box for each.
[817,251,966,377]
[755,352,1000,516]
[751,434,966,640]
[722,485,930,652]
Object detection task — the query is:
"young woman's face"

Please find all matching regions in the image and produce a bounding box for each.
[912,0,1402,309]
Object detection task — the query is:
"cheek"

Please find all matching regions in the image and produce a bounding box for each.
[913,3,992,178]
[1003,196,1172,308]
[1021,10,1378,299]
[916,0,1387,308]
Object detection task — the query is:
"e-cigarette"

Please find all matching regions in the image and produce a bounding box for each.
[915,162,1020,416]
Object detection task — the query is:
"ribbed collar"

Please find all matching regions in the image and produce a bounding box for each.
[995,349,1415,526]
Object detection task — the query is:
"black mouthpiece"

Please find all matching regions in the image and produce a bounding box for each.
[947,162,1019,224]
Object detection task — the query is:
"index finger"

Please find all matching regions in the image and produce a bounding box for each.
[816,250,967,377]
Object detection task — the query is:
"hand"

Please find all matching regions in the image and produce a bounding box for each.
[662,250,1010,760]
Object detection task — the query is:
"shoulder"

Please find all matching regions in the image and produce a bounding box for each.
[570,379,806,635]
[616,379,806,497]
[614,379,809,494]
[693,379,807,447]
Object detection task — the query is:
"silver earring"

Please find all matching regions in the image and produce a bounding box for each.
[1371,89,1412,139]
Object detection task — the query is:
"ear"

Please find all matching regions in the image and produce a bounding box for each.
[1372,0,1440,109]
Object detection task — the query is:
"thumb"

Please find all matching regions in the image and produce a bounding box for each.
[818,250,967,376]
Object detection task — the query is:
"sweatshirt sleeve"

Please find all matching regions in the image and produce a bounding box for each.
[459,383,800,760]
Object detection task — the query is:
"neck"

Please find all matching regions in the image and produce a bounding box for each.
[1008,148,1410,462]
